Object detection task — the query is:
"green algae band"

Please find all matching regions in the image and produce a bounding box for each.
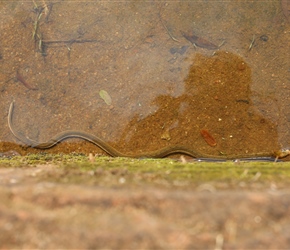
[99,90,112,105]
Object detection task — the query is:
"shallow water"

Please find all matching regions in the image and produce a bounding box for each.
[0,1,289,159]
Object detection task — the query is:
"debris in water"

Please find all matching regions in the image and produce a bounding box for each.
[200,129,217,147]
[181,31,218,50]
[16,71,38,90]
[161,128,171,141]
[99,90,112,105]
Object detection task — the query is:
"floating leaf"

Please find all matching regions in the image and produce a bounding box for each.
[99,90,112,105]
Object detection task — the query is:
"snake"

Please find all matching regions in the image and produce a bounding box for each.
[7,101,289,160]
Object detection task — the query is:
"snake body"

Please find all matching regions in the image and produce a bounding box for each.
[7,101,288,160]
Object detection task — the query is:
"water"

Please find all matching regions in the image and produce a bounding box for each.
[0,0,289,159]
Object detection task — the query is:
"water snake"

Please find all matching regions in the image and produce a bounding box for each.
[8,101,289,160]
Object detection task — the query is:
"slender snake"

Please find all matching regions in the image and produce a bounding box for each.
[7,101,289,160]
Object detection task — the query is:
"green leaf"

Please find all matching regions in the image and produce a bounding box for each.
[99,90,112,105]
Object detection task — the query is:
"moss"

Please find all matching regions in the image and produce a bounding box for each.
[1,153,290,187]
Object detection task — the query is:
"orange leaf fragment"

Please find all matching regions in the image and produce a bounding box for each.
[200,129,217,147]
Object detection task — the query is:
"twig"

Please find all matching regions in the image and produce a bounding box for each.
[248,34,256,51]
[158,12,179,42]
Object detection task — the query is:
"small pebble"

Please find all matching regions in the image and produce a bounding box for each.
[260,35,268,42]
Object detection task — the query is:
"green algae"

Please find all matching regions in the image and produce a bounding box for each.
[1,153,290,188]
